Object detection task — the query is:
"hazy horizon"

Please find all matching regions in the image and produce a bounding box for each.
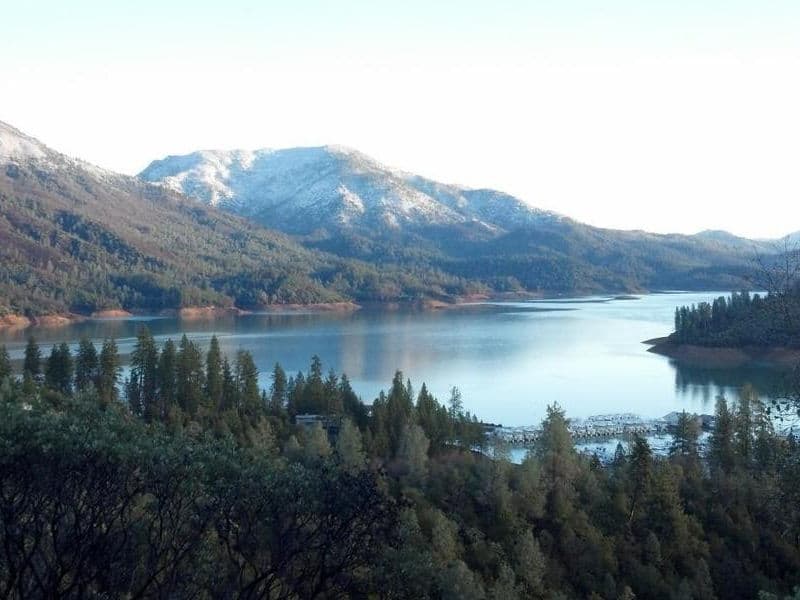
[3,0,799,238]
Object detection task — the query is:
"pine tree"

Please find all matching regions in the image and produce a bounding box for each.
[417,383,448,451]
[269,362,287,414]
[220,356,236,413]
[130,327,159,422]
[382,371,415,457]
[339,373,368,428]
[97,338,120,406]
[709,396,735,474]
[448,385,464,419]
[288,372,306,416]
[304,355,325,413]
[536,403,579,522]
[23,337,41,383]
[158,339,177,418]
[628,435,652,525]
[205,335,223,412]
[324,369,343,414]
[669,411,700,459]
[74,336,98,393]
[0,345,12,382]
[235,350,260,420]
[44,343,73,395]
[176,335,204,416]
[736,385,757,465]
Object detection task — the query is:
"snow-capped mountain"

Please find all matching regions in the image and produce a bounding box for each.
[0,120,123,185]
[139,146,562,234]
[0,121,50,162]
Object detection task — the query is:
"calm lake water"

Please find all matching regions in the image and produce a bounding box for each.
[0,293,789,427]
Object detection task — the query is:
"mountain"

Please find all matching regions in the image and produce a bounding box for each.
[0,122,469,319]
[139,146,563,236]
[140,145,762,293]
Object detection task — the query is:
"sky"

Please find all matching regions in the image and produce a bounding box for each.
[2,0,799,238]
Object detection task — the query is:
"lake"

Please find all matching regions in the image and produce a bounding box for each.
[0,292,789,427]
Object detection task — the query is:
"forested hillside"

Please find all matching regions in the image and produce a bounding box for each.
[0,334,798,599]
[0,122,475,317]
[141,144,764,295]
[0,120,774,318]
[671,290,800,348]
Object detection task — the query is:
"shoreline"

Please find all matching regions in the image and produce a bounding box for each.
[644,337,800,369]
[0,290,668,331]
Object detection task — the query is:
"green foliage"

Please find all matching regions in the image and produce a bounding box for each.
[23,336,41,381]
[673,290,800,347]
[74,335,98,392]
[0,338,797,598]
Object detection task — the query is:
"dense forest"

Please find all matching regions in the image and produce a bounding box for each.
[0,158,480,317]
[0,331,799,598]
[671,290,800,348]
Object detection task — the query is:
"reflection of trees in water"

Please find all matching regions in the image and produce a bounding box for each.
[672,359,790,408]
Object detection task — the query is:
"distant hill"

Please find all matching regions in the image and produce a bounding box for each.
[140,145,765,294]
[0,121,470,318]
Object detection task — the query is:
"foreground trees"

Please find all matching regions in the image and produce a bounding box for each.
[0,330,798,598]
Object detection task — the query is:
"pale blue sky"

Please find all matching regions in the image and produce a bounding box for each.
[3,1,799,237]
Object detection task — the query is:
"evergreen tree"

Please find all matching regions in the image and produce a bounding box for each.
[235,350,260,420]
[158,338,178,418]
[126,372,142,417]
[220,356,236,413]
[736,385,757,465]
[536,403,579,521]
[74,336,98,392]
[286,372,306,416]
[339,373,368,428]
[130,327,159,422]
[23,337,41,383]
[44,343,73,395]
[324,369,343,414]
[416,383,450,452]
[176,335,204,416]
[205,335,223,412]
[0,345,12,382]
[269,362,287,414]
[97,338,120,406]
[709,396,735,474]
[383,371,415,457]
[628,435,653,525]
[304,355,325,413]
[669,411,700,459]
[448,385,464,419]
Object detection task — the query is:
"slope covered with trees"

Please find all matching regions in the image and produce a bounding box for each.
[141,143,763,296]
[0,120,768,319]
[0,122,476,317]
[1,333,798,598]
[671,290,800,348]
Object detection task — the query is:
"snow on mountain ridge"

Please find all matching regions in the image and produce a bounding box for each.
[0,120,125,186]
[139,145,561,234]
[0,121,49,161]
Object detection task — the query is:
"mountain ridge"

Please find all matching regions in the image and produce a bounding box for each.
[0,120,774,321]
[0,120,475,322]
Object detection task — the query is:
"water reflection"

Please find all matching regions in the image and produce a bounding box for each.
[0,293,791,426]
